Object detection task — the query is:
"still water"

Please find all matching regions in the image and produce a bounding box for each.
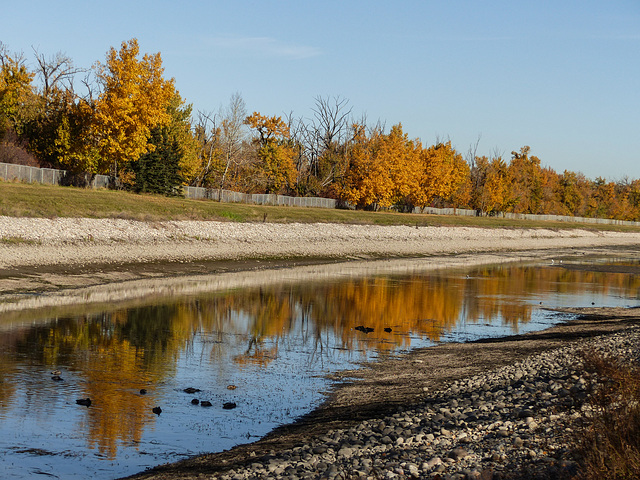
[0,259,639,479]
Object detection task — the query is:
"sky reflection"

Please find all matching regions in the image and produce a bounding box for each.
[0,260,638,478]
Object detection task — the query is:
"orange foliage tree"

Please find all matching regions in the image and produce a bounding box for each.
[471,155,509,214]
[338,123,422,210]
[245,112,297,194]
[92,38,176,180]
[507,146,543,214]
[413,141,470,210]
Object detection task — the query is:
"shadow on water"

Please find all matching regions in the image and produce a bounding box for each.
[0,259,639,478]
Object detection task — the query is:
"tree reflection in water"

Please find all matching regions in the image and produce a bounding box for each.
[0,261,638,476]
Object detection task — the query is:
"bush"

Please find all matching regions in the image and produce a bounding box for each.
[576,351,640,479]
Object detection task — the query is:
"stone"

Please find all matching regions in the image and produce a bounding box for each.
[448,447,468,461]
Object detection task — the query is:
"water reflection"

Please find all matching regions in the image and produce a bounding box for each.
[0,260,638,479]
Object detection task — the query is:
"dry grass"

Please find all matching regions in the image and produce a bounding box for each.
[2,180,640,232]
[576,350,640,479]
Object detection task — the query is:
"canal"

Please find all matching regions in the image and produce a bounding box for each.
[0,257,638,479]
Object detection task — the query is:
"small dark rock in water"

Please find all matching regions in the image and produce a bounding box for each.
[227,385,237,390]
[200,401,212,407]
[139,389,147,395]
[384,327,392,333]
[183,387,201,394]
[51,375,63,381]
[191,399,200,405]
[355,326,374,334]
[76,398,91,407]
[223,402,237,410]
[152,406,162,415]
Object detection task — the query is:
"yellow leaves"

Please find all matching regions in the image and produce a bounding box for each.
[0,46,36,133]
[93,38,176,177]
[340,123,423,209]
[474,155,508,214]
[245,112,290,143]
[417,141,468,208]
[245,111,297,193]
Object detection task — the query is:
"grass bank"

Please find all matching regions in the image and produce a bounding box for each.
[2,181,640,232]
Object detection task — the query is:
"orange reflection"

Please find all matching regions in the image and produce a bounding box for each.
[1,262,638,458]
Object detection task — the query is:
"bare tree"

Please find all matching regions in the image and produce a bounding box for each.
[193,110,219,187]
[218,92,247,196]
[311,95,352,152]
[300,95,353,193]
[284,111,307,189]
[32,48,84,97]
[466,134,481,170]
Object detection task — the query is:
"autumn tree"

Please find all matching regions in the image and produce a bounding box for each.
[507,146,543,214]
[337,123,423,210]
[385,124,421,210]
[92,38,175,181]
[621,178,640,221]
[338,124,395,209]
[470,154,509,214]
[414,141,469,209]
[538,167,565,214]
[0,43,36,139]
[24,89,98,174]
[20,49,99,175]
[245,112,297,194]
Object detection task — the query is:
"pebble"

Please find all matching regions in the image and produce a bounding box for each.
[197,327,640,479]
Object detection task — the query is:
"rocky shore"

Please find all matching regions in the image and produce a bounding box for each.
[206,338,604,480]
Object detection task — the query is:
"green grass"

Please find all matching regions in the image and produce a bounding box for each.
[2,180,640,232]
[0,236,40,245]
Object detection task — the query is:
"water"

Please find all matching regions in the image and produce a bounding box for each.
[0,259,638,479]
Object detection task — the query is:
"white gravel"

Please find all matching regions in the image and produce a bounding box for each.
[0,216,638,269]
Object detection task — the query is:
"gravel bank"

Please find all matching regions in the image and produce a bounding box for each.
[1,216,639,269]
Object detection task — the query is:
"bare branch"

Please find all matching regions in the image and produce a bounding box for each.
[32,47,85,97]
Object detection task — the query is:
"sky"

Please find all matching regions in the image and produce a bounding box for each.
[3,0,640,180]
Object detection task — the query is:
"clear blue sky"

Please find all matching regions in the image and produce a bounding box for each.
[4,0,640,180]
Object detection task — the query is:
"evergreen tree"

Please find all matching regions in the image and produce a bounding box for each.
[130,126,183,196]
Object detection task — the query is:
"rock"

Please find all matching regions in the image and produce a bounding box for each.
[448,447,468,461]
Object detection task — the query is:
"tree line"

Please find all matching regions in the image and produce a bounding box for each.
[2,38,639,220]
